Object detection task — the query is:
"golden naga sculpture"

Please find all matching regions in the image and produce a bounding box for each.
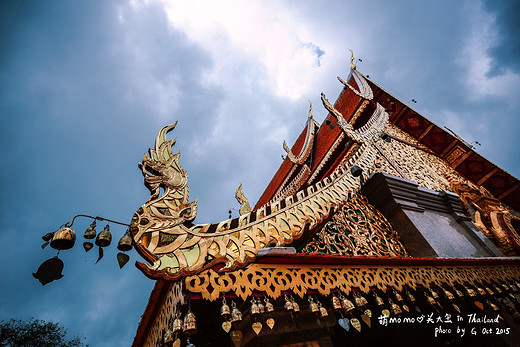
[282,101,319,164]
[235,183,252,216]
[131,122,378,281]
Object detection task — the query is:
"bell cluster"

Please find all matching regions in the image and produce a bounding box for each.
[39,218,134,269]
[164,280,520,344]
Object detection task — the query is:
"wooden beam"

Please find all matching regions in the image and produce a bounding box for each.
[440,139,458,158]
[498,183,519,200]
[476,167,499,186]
[417,123,434,141]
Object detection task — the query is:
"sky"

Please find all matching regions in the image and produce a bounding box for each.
[1,0,520,345]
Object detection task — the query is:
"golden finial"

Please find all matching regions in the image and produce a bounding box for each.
[307,100,313,119]
[349,49,356,70]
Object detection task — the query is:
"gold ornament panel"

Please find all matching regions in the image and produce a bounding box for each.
[185,263,520,302]
[302,194,408,257]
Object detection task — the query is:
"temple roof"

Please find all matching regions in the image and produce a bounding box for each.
[255,73,520,212]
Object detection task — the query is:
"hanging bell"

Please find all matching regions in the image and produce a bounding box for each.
[250,298,260,315]
[443,288,455,300]
[332,295,342,311]
[493,284,502,294]
[183,310,197,335]
[230,301,242,323]
[83,221,97,239]
[173,312,183,333]
[290,296,300,313]
[95,225,112,247]
[221,297,231,318]
[373,292,384,306]
[284,295,294,311]
[477,287,487,296]
[429,288,439,299]
[390,299,402,316]
[264,298,274,313]
[257,300,265,314]
[394,290,403,302]
[50,226,76,250]
[117,230,133,252]
[406,290,416,302]
[485,287,494,296]
[340,294,355,312]
[455,289,465,298]
[426,296,437,307]
[354,292,367,308]
[308,297,319,313]
[465,286,477,297]
[318,302,328,318]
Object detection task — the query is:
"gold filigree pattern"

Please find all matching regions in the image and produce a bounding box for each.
[142,282,184,347]
[185,263,520,301]
[373,123,456,191]
[302,194,408,257]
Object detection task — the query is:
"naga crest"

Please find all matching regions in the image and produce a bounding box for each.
[131,123,198,266]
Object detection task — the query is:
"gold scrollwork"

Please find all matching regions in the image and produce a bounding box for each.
[185,263,520,301]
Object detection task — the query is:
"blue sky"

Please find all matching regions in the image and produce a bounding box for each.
[1,0,519,345]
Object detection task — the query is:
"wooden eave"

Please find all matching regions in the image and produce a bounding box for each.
[367,79,520,211]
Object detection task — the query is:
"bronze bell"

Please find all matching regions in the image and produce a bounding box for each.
[250,298,260,315]
[429,288,439,299]
[465,287,477,297]
[258,300,265,314]
[373,292,384,306]
[455,289,465,298]
[390,300,402,316]
[231,301,242,323]
[394,291,403,302]
[493,284,502,294]
[443,288,455,300]
[83,221,96,239]
[477,287,486,296]
[117,230,133,252]
[95,225,112,247]
[406,290,416,302]
[291,296,300,313]
[355,293,367,308]
[284,295,294,311]
[173,313,183,333]
[332,295,342,310]
[487,300,499,311]
[309,297,319,313]
[50,226,76,250]
[340,294,355,312]
[264,298,274,313]
[183,310,197,335]
[221,298,231,317]
[426,296,436,306]
[486,287,494,296]
[319,303,328,318]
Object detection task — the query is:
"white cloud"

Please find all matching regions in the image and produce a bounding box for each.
[458,1,520,100]
[157,0,325,100]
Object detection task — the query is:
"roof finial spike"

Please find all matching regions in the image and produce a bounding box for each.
[307,100,313,119]
[349,49,356,70]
